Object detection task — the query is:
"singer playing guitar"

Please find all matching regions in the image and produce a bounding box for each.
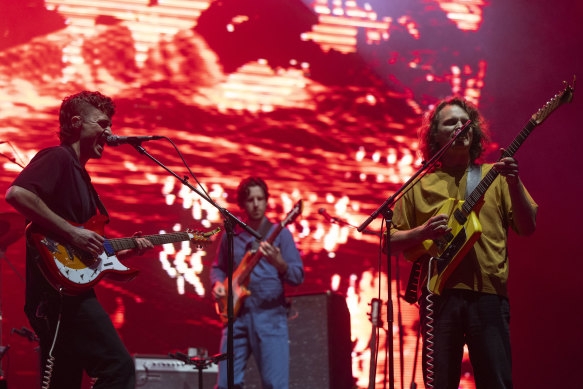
[389,97,537,389]
[211,177,304,389]
[6,91,153,389]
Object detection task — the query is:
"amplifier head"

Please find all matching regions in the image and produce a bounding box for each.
[134,354,218,389]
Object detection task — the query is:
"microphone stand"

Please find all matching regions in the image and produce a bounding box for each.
[169,351,227,389]
[395,255,405,389]
[131,144,261,389]
[319,211,381,237]
[357,120,471,389]
[318,211,385,388]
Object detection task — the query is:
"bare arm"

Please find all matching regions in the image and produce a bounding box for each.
[389,214,451,254]
[5,185,105,257]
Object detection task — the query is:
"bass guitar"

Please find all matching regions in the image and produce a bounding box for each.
[215,200,303,324]
[405,79,575,296]
[28,213,219,295]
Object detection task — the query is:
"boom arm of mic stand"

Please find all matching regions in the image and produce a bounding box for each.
[132,143,260,389]
[357,119,471,232]
[131,144,261,238]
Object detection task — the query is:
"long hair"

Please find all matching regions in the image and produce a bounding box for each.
[59,91,115,144]
[236,177,269,208]
[418,97,489,163]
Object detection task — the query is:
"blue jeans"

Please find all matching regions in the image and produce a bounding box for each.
[420,289,512,389]
[216,306,289,389]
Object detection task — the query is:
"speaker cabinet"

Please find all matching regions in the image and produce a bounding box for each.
[244,291,353,389]
[134,354,218,389]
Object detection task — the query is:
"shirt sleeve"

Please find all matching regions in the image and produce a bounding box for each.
[501,177,538,234]
[210,232,228,285]
[277,228,304,286]
[11,147,69,199]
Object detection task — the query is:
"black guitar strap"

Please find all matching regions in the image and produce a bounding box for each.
[78,166,110,223]
[247,217,273,252]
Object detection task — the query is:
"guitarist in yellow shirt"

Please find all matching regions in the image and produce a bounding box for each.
[390,97,537,389]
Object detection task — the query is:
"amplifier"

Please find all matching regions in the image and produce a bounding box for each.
[245,291,353,388]
[134,354,218,389]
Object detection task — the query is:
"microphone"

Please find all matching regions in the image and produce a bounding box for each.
[455,120,472,136]
[105,135,163,146]
[318,208,338,223]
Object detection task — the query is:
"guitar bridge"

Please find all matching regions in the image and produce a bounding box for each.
[435,232,454,251]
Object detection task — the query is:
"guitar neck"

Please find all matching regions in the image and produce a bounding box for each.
[108,232,193,252]
[462,118,537,214]
[238,222,284,282]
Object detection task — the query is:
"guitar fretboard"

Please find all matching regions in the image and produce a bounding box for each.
[462,119,537,214]
[108,232,198,252]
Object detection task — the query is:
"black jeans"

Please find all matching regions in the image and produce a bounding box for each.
[29,292,135,389]
[420,289,512,389]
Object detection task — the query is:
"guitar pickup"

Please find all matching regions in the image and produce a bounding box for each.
[433,256,450,274]
[454,209,467,225]
[103,240,115,256]
[435,232,454,251]
[441,229,467,260]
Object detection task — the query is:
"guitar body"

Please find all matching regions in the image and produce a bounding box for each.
[215,250,254,325]
[28,214,137,295]
[28,215,218,295]
[404,198,482,296]
[425,199,482,295]
[215,200,303,325]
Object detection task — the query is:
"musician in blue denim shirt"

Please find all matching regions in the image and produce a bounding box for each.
[211,177,304,389]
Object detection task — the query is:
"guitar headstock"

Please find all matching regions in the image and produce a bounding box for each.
[532,76,575,125]
[186,227,221,246]
[281,200,303,227]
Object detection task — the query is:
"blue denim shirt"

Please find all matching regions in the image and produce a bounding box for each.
[211,218,304,311]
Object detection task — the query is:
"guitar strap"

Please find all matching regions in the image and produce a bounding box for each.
[79,166,110,223]
[404,163,482,305]
[247,218,274,252]
[63,144,110,222]
[465,164,482,199]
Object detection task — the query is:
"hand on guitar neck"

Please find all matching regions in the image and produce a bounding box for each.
[211,241,287,301]
[258,241,288,275]
[116,231,154,259]
[493,148,537,236]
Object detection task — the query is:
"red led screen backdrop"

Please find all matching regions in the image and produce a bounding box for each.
[0,1,581,388]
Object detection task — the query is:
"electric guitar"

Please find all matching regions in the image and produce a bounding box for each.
[28,213,219,295]
[405,78,575,296]
[215,200,303,324]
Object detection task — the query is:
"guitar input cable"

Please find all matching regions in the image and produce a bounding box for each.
[41,289,63,389]
[423,258,436,389]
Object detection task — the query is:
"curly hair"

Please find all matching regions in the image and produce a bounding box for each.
[236,177,269,208]
[418,97,489,163]
[58,91,115,144]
